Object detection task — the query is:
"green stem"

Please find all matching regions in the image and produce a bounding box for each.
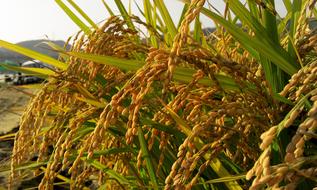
[138,126,159,190]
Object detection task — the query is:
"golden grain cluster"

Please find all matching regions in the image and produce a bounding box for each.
[5,0,317,189]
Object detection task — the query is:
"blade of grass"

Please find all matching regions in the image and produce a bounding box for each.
[66,50,252,91]
[160,100,242,190]
[262,0,286,92]
[101,0,115,16]
[144,0,158,47]
[0,64,55,77]
[288,35,304,68]
[0,133,16,141]
[193,15,202,43]
[41,41,70,61]
[74,83,97,100]
[278,12,292,34]
[40,166,71,183]
[0,40,67,70]
[283,0,292,12]
[226,0,298,72]
[64,51,143,71]
[196,5,298,75]
[66,0,98,29]
[40,41,66,52]
[83,158,131,186]
[19,84,44,89]
[153,0,177,39]
[200,174,246,185]
[55,0,91,35]
[137,126,159,190]
[114,0,135,30]
[79,148,134,158]
[15,161,48,171]
[247,0,259,17]
[76,97,106,108]
[288,0,302,58]
[177,4,189,29]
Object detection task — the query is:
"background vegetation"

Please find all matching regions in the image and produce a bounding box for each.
[1,0,317,189]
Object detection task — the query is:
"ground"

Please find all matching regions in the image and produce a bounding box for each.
[0,83,35,189]
[0,84,34,133]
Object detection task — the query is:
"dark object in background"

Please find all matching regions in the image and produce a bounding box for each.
[13,60,47,85]
[4,75,13,83]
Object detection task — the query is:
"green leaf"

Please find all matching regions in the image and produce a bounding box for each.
[80,148,133,158]
[101,0,115,16]
[0,64,55,78]
[41,41,70,61]
[19,84,44,89]
[153,0,177,39]
[177,4,189,30]
[193,15,202,43]
[83,158,131,185]
[198,6,298,75]
[66,50,249,91]
[76,97,106,108]
[55,0,91,35]
[15,161,47,171]
[201,174,246,185]
[137,126,159,190]
[0,40,68,70]
[66,0,98,29]
[262,0,286,92]
[41,41,66,52]
[140,118,181,135]
[283,0,292,12]
[288,0,302,58]
[226,0,298,75]
[278,12,292,34]
[161,102,243,190]
[114,0,135,30]
[247,0,259,17]
[64,51,143,71]
[144,0,158,47]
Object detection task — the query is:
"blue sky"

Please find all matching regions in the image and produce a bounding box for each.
[0,0,287,43]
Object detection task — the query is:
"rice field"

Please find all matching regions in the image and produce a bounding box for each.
[0,0,317,189]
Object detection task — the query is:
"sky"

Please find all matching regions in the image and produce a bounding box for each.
[0,0,287,43]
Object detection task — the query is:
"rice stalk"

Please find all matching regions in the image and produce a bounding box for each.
[2,0,317,189]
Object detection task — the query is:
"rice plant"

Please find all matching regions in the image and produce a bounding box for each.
[1,0,317,189]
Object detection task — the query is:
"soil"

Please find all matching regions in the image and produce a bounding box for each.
[0,83,35,189]
[0,84,34,133]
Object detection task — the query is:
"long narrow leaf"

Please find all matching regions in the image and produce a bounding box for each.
[226,0,298,72]
[153,0,177,39]
[197,6,298,75]
[177,4,189,29]
[66,51,252,91]
[144,0,158,47]
[0,40,68,70]
[201,174,246,185]
[137,126,159,190]
[283,0,292,12]
[83,158,131,185]
[76,97,106,108]
[55,0,91,35]
[101,0,115,16]
[66,0,98,29]
[232,0,286,92]
[288,0,302,58]
[162,103,243,190]
[65,51,143,71]
[0,64,55,77]
[193,15,202,43]
[114,0,135,30]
